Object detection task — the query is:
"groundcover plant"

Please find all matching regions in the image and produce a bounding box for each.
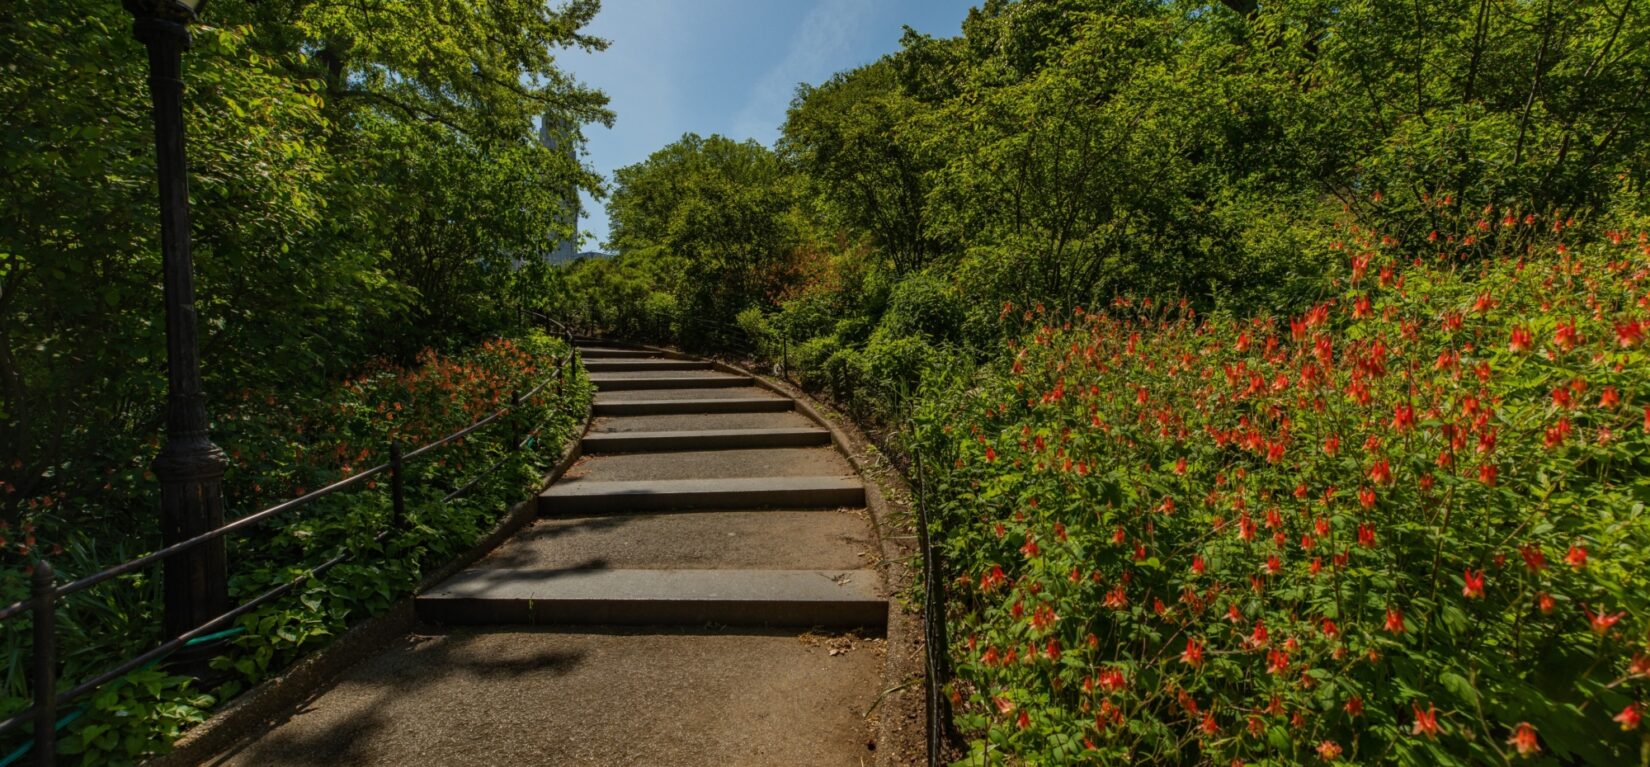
[917,204,1650,765]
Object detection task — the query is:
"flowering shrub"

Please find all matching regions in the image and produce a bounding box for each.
[916,212,1650,764]
[0,332,591,764]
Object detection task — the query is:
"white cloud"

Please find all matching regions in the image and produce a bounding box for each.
[730,0,878,144]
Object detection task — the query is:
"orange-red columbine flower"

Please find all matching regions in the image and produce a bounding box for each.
[1411,703,1440,739]
[1506,721,1539,757]
[1463,568,1485,598]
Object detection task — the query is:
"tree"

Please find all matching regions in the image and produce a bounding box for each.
[781,61,940,273]
[607,134,798,335]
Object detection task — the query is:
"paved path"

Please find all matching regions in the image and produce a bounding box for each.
[210,344,889,766]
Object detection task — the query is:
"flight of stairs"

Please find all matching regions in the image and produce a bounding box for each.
[415,343,887,630]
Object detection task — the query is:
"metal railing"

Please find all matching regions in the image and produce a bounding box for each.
[0,328,578,766]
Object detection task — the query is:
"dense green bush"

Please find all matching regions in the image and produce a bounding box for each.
[882,273,967,343]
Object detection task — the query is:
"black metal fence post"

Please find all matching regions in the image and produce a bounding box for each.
[389,441,405,529]
[32,561,56,767]
[510,390,524,449]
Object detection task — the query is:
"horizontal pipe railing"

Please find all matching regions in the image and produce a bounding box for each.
[0,340,578,761]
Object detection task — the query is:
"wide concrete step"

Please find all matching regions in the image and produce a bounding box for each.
[582,427,831,453]
[540,476,865,514]
[590,410,817,433]
[590,372,749,391]
[417,568,885,628]
[595,386,788,403]
[593,398,793,415]
[564,447,854,483]
[578,346,660,359]
[457,510,874,573]
[583,358,713,373]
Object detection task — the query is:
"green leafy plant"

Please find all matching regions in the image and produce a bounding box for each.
[913,204,1650,764]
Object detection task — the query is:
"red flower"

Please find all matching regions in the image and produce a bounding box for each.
[1358,487,1377,509]
[1384,606,1407,634]
[1411,703,1440,739]
[1554,321,1581,352]
[1478,463,1498,486]
[1246,620,1270,649]
[980,564,1006,591]
[1343,696,1363,717]
[1615,704,1642,731]
[1463,568,1485,598]
[1369,460,1393,485]
[1520,545,1547,572]
[1566,545,1588,569]
[1585,605,1624,635]
[1506,721,1539,757]
[1182,638,1205,667]
[1509,326,1533,352]
[1357,523,1377,548]
[1537,592,1556,614]
[1392,404,1416,431]
[1021,533,1040,559]
[1616,320,1644,348]
[1316,740,1342,761]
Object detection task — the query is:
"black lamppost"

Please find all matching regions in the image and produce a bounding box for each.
[124,0,229,648]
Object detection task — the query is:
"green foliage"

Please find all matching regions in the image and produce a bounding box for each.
[880,273,966,343]
[1,334,592,764]
[912,212,1650,764]
[1,0,608,531]
[780,60,940,273]
[606,134,799,334]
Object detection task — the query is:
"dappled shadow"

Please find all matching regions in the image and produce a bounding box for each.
[206,630,588,766]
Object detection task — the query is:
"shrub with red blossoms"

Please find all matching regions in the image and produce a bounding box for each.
[916,211,1650,764]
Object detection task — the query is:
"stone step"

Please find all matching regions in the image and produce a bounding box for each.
[564,447,854,483]
[540,476,865,515]
[583,358,713,373]
[416,568,885,628]
[454,510,875,573]
[582,427,831,453]
[589,410,817,433]
[593,397,794,416]
[577,346,660,359]
[589,372,750,391]
[595,386,788,402]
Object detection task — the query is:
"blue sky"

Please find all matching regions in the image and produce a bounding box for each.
[558,0,977,250]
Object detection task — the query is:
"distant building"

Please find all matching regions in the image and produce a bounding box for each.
[547,250,614,266]
[538,115,581,264]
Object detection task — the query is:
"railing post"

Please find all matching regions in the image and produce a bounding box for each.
[510,389,524,450]
[32,561,56,767]
[389,441,405,529]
